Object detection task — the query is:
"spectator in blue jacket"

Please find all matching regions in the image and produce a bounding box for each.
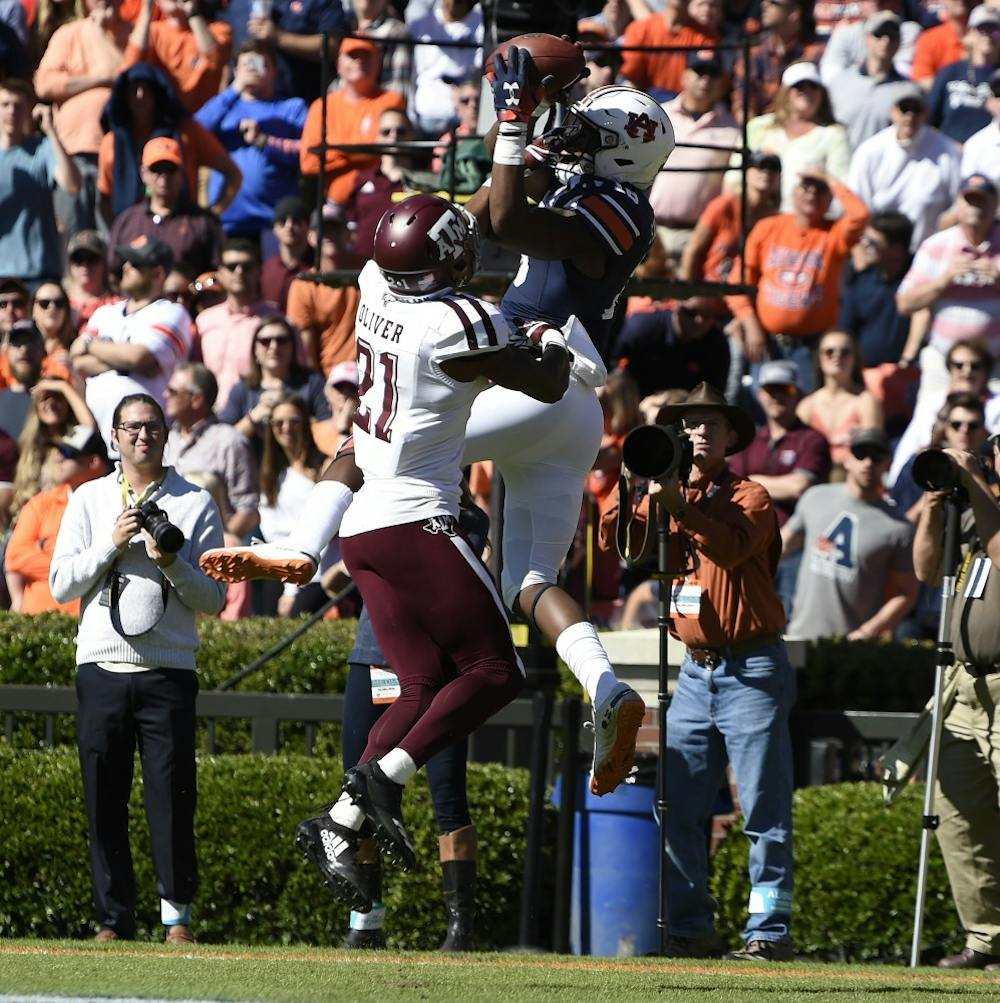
[195,39,308,240]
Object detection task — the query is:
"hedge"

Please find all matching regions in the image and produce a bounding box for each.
[1,748,961,960]
[0,747,542,949]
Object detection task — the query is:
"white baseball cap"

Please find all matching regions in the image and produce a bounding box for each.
[782,62,823,90]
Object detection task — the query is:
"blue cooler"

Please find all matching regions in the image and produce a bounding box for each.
[552,772,659,957]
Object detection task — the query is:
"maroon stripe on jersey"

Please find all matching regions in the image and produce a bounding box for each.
[440,297,478,351]
[456,294,499,346]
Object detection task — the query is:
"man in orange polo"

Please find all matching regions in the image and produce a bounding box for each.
[5,427,108,614]
[299,36,406,207]
[599,383,794,962]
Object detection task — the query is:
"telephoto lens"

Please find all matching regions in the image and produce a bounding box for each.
[137,501,185,554]
[622,424,694,480]
[912,449,962,493]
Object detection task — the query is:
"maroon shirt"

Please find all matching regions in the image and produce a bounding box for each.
[107,198,224,277]
[728,420,832,527]
[346,164,405,259]
[261,252,310,314]
[0,426,16,483]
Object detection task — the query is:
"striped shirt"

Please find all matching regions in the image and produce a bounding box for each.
[340,260,508,537]
[896,222,1000,355]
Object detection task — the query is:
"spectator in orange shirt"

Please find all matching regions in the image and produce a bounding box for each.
[911,0,977,87]
[299,36,406,207]
[98,63,241,227]
[121,0,231,114]
[727,168,870,395]
[620,0,718,98]
[4,426,108,615]
[286,206,360,376]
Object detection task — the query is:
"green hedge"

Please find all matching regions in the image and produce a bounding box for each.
[1,748,960,960]
[711,781,961,963]
[0,747,541,949]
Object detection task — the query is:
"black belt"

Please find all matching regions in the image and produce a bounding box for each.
[687,632,781,668]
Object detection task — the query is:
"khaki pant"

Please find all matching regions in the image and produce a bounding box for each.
[935,669,1000,954]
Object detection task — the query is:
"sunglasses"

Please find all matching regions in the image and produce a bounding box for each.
[852,447,888,462]
[822,346,853,358]
[949,359,985,371]
[70,253,102,266]
[272,417,304,429]
[257,335,292,347]
[221,260,256,272]
[975,24,1000,38]
[949,419,982,431]
[379,127,411,136]
[35,297,67,309]
[149,163,180,175]
[896,100,925,115]
[164,385,193,396]
[761,383,797,396]
[870,28,900,40]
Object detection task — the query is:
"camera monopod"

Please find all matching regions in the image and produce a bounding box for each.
[909,455,963,967]
[619,424,694,956]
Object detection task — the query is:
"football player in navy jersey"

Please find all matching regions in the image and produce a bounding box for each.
[201,52,675,799]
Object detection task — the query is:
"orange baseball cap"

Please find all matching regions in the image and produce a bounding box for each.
[340,35,379,58]
[142,136,183,168]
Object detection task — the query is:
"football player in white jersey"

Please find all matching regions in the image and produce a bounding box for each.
[290,194,571,910]
[201,51,675,798]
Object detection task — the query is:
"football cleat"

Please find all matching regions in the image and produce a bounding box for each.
[199,542,316,585]
[589,683,646,796]
[295,813,373,912]
[342,762,418,872]
[342,927,387,950]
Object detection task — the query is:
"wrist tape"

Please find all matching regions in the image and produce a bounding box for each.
[493,122,528,167]
[540,329,568,353]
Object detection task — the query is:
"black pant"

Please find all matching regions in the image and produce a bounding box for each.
[343,661,471,834]
[75,663,199,935]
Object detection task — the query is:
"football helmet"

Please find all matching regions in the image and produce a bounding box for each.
[373,194,480,296]
[540,86,675,190]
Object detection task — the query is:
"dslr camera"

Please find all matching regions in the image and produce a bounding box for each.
[621,423,694,482]
[138,501,184,554]
[912,449,989,498]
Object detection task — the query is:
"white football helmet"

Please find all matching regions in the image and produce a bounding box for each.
[540,86,675,190]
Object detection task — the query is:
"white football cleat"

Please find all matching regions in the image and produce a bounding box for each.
[199,542,317,585]
[589,683,646,796]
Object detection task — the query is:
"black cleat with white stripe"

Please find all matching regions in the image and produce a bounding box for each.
[342,761,418,872]
[295,812,373,912]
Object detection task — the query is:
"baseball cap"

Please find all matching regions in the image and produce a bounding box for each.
[0,276,29,298]
[67,230,106,259]
[758,359,801,390]
[865,10,902,34]
[850,427,892,458]
[781,61,822,90]
[960,174,999,198]
[970,4,1000,28]
[442,68,481,86]
[893,83,927,109]
[748,150,782,172]
[327,360,359,389]
[273,195,308,223]
[311,201,348,232]
[141,136,183,169]
[54,425,107,461]
[6,318,43,344]
[687,49,723,75]
[340,36,379,58]
[116,235,174,270]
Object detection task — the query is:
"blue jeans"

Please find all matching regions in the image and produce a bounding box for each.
[665,640,795,944]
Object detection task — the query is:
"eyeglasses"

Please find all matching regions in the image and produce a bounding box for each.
[0,297,25,310]
[822,346,853,358]
[221,260,257,272]
[164,385,193,396]
[272,417,304,429]
[949,419,983,431]
[115,421,164,438]
[257,335,293,347]
[35,297,67,310]
[948,358,985,372]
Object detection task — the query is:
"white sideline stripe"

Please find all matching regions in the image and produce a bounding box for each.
[449,534,525,677]
[1,998,236,1003]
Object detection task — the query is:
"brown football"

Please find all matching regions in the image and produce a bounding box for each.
[484,32,586,92]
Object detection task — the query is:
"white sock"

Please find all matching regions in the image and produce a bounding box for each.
[376,748,418,785]
[556,621,620,707]
[328,790,365,831]
[283,480,355,562]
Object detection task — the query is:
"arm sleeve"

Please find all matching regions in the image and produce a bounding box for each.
[49,488,122,603]
[160,493,226,615]
[676,480,778,569]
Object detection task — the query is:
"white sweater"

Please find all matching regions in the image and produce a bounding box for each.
[50,467,226,669]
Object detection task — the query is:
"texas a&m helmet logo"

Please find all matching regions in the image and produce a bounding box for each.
[625,111,658,144]
[427,209,468,261]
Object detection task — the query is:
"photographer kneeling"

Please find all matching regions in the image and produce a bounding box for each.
[600,383,794,962]
[913,442,1000,970]
[50,394,225,944]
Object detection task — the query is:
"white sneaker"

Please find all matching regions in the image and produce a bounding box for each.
[199,542,317,585]
[589,683,646,796]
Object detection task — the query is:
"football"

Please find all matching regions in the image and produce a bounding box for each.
[484,32,587,92]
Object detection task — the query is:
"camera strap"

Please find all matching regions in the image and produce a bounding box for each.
[615,472,657,568]
[107,562,170,639]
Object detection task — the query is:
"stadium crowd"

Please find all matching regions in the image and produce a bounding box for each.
[1,0,1000,646]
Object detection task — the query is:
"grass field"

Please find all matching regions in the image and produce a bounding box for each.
[2,941,999,1003]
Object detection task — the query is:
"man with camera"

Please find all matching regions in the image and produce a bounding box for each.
[912,442,1000,970]
[600,382,795,961]
[50,393,225,943]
